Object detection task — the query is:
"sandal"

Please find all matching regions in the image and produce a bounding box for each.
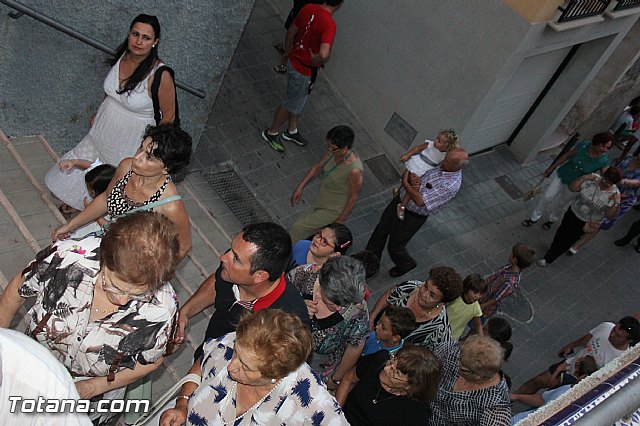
[396,204,405,221]
[58,203,78,215]
[521,219,537,227]
[542,221,553,230]
[273,43,285,54]
[273,64,287,74]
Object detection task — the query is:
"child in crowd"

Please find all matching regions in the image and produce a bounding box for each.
[485,317,513,361]
[395,129,460,220]
[58,159,116,223]
[361,305,415,357]
[479,243,536,320]
[446,273,486,340]
[510,356,597,424]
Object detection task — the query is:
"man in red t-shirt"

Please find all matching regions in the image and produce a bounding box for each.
[262,0,343,152]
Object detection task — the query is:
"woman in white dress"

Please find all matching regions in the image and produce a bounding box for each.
[46,14,177,211]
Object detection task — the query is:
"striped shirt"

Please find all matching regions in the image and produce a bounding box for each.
[402,167,462,216]
[430,341,511,426]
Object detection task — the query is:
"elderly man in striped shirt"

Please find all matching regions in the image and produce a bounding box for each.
[366,147,468,277]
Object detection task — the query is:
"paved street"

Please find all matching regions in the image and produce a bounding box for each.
[0,0,638,416]
[193,0,640,390]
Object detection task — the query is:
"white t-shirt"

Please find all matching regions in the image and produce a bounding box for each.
[0,329,91,425]
[566,322,625,374]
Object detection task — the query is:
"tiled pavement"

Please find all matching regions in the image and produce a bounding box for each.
[1,0,639,416]
[193,0,640,392]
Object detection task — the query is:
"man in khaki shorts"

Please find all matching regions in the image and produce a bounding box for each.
[262,0,343,152]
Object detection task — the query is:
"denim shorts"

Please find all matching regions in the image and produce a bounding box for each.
[282,61,311,115]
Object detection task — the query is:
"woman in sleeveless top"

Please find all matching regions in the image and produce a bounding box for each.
[290,125,364,242]
[52,124,192,261]
[45,14,178,211]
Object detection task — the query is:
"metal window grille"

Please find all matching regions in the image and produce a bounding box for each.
[557,0,611,22]
[613,0,640,11]
[620,56,640,84]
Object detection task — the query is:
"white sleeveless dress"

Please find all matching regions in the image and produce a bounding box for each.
[45,56,163,210]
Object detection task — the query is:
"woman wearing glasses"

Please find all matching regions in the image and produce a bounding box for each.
[288,256,369,391]
[290,223,353,269]
[289,125,364,242]
[0,212,180,425]
[429,335,511,425]
[336,345,442,426]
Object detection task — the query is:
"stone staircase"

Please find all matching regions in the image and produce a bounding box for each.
[0,128,242,401]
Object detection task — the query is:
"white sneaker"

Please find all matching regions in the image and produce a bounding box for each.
[537,259,547,267]
[568,247,578,255]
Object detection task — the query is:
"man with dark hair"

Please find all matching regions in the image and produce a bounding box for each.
[262,0,344,152]
[175,222,310,356]
[516,316,640,395]
[366,147,468,277]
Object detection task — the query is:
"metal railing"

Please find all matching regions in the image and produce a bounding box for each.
[0,0,205,98]
[557,0,611,22]
[613,0,640,11]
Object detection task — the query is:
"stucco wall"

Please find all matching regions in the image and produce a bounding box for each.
[0,0,254,153]
[270,0,529,162]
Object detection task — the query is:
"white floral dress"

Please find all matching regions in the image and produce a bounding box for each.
[187,333,349,426]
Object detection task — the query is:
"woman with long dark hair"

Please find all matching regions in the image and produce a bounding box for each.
[46,14,178,213]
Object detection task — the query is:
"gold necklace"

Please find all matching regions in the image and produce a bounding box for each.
[93,305,119,314]
[409,296,441,321]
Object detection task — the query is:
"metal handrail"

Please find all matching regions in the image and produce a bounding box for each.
[557,0,611,22]
[0,0,205,98]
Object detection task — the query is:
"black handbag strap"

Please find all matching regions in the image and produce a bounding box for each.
[151,65,180,126]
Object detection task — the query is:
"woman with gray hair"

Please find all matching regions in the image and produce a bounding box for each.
[289,256,369,390]
[429,335,511,425]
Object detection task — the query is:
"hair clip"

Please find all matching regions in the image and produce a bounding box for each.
[339,240,352,249]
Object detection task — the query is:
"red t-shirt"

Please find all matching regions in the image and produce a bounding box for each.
[290,4,337,76]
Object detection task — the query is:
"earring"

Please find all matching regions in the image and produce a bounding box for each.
[152,44,157,48]
[270,378,276,384]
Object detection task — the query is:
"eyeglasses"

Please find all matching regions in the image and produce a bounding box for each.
[314,231,335,248]
[327,143,341,152]
[386,357,409,383]
[102,271,154,302]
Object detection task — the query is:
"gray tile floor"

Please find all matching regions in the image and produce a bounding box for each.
[194,0,640,392]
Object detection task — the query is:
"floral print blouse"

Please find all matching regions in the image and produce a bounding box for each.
[19,235,177,389]
[187,332,349,426]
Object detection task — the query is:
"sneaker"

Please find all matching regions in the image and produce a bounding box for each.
[261,130,285,152]
[568,247,578,255]
[282,130,308,147]
[396,204,405,220]
[537,259,547,267]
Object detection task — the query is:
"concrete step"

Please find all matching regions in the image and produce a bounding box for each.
[0,128,241,402]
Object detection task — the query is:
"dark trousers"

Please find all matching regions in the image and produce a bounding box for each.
[366,196,428,272]
[544,207,585,263]
[618,218,640,244]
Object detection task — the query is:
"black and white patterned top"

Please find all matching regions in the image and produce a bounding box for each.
[386,280,451,350]
[429,341,511,426]
[106,170,171,217]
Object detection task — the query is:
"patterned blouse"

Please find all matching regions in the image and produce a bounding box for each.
[429,341,511,426]
[571,177,619,223]
[187,333,349,426]
[288,264,369,377]
[19,235,177,418]
[106,169,171,217]
[386,280,451,350]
